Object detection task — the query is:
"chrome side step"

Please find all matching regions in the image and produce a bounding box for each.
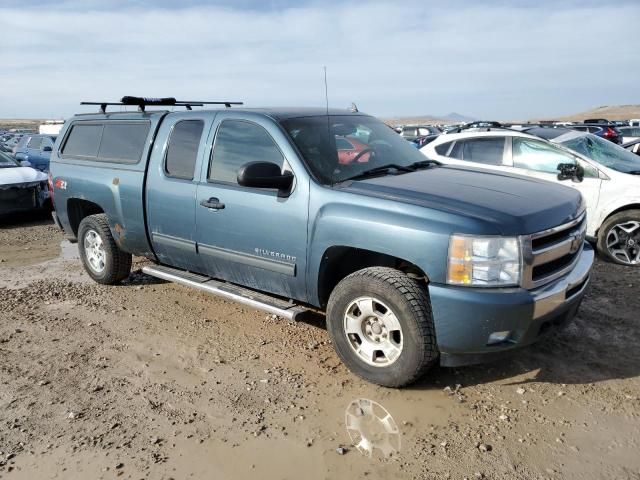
[142,264,309,321]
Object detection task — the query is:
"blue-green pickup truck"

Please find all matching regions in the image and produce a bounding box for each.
[49,97,593,387]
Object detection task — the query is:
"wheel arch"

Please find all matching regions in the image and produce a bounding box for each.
[67,198,105,239]
[316,246,429,309]
[596,203,640,237]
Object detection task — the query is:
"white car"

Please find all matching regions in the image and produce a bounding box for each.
[618,126,640,144]
[0,151,50,215]
[421,128,640,266]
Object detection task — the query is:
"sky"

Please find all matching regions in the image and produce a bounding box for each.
[1,0,639,120]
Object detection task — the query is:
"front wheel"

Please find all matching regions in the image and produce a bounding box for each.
[597,210,640,266]
[326,267,438,388]
[78,214,132,284]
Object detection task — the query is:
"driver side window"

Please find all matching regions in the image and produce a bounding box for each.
[513,138,577,174]
[209,120,284,185]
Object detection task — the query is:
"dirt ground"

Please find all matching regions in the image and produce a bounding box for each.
[0,214,639,480]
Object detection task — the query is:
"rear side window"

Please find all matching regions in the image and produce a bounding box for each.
[28,137,43,149]
[435,142,452,155]
[209,120,284,184]
[61,122,150,163]
[98,124,149,162]
[461,138,505,165]
[62,125,102,157]
[164,120,204,179]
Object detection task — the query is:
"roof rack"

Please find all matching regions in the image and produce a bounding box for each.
[80,96,243,113]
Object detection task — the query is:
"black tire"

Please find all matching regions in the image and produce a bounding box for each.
[326,267,438,388]
[597,209,640,266]
[77,214,132,284]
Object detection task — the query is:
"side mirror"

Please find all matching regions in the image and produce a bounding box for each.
[237,161,294,190]
[43,146,52,152]
[557,163,583,182]
[19,160,32,167]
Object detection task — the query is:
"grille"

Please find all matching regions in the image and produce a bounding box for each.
[522,212,586,289]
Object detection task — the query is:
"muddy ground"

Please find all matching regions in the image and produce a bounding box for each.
[0,214,639,480]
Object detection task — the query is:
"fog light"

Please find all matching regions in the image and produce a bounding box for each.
[487,331,512,345]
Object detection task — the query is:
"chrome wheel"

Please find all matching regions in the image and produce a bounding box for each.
[83,229,106,273]
[343,297,403,367]
[345,398,401,459]
[606,221,640,265]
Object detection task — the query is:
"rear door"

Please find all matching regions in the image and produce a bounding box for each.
[195,112,309,300]
[146,113,212,272]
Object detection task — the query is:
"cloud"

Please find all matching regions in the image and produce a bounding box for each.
[0,0,638,119]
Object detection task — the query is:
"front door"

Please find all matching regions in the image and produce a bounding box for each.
[195,113,309,300]
[509,136,601,218]
[146,114,210,272]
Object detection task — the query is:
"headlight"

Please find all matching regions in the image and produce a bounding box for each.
[447,235,521,287]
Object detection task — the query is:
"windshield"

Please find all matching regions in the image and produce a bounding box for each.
[0,151,19,168]
[281,115,429,184]
[558,133,640,174]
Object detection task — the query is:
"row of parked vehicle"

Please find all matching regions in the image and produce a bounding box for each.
[0,130,57,215]
[397,118,640,147]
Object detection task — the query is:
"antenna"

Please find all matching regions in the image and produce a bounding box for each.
[323,66,329,116]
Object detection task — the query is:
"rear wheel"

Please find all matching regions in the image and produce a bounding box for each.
[326,267,438,388]
[597,210,640,266]
[78,214,132,284]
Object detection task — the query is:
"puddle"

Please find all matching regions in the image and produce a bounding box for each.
[0,240,85,288]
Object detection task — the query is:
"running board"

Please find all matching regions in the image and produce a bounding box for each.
[142,264,309,321]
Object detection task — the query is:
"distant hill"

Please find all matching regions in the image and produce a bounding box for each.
[385,112,476,126]
[557,105,640,122]
[442,112,476,123]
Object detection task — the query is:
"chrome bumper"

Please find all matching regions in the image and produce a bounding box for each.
[532,242,594,319]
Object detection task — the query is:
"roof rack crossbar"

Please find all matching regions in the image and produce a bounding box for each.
[80,97,243,113]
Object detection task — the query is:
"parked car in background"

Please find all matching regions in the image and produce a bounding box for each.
[13,134,57,171]
[622,138,640,156]
[569,123,622,144]
[583,118,609,125]
[412,134,440,148]
[618,126,640,143]
[400,125,440,141]
[422,129,640,266]
[630,119,640,127]
[0,151,50,215]
[2,134,23,152]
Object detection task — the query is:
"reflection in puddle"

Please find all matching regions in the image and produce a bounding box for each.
[345,398,401,459]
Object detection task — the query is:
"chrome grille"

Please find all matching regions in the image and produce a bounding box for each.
[521,212,587,289]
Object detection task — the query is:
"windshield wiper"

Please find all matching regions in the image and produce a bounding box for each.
[407,159,440,169]
[340,163,415,182]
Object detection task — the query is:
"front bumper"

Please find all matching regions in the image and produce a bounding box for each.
[429,242,594,367]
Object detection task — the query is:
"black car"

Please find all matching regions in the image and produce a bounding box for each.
[569,123,622,144]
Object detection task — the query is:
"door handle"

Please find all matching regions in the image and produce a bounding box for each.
[200,197,225,210]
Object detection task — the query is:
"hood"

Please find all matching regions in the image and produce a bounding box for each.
[341,165,583,235]
[0,166,48,188]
